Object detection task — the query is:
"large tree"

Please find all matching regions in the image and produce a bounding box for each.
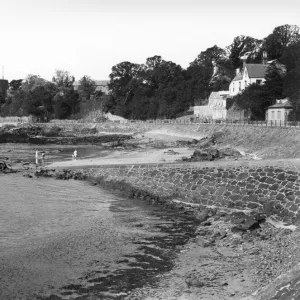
[52,70,79,119]
[233,83,270,120]
[265,24,300,60]
[77,75,96,101]
[52,70,75,89]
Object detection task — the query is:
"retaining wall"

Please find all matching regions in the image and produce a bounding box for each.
[86,164,300,222]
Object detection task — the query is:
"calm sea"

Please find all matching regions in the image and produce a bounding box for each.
[0,174,196,300]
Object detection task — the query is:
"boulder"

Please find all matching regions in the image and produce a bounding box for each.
[231,216,261,232]
[195,210,210,222]
[190,148,220,162]
[0,160,8,171]
[219,147,241,158]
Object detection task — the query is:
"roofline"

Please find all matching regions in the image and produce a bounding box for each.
[266,105,293,109]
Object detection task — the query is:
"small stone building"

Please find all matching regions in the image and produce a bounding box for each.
[266,99,293,124]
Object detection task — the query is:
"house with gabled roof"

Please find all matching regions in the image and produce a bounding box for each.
[229,52,269,97]
[266,98,293,123]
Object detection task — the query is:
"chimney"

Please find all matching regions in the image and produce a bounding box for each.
[262,51,268,65]
[242,57,247,68]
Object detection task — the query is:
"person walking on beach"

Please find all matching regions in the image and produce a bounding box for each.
[41,152,45,166]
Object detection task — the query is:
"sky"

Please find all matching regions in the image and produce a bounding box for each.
[0,0,299,81]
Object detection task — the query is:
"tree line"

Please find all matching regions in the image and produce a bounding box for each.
[105,24,300,120]
[0,70,104,120]
[1,24,300,121]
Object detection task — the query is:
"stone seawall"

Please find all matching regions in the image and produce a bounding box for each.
[86,163,300,223]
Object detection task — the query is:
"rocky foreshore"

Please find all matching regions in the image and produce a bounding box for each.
[3,122,300,299]
[0,124,133,145]
[28,166,299,299]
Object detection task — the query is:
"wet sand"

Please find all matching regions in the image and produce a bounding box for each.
[48,147,194,168]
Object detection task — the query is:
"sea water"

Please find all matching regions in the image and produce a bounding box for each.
[0,174,196,300]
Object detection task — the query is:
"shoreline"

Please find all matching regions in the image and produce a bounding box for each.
[32,164,296,300]
[3,123,300,299]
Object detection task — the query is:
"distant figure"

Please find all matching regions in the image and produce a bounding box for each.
[41,152,45,166]
[35,151,39,165]
[72,149,77,160]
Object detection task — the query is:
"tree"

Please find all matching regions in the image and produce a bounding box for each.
[107,61,140,118]
[280,41,300,71]
[233,84,271,120]
[22,74,47,92]
[9,79,23,92]
[53,89,79,119]
[52,70,79,119]
[263,62,286,101]
[265,24,300,60]
[108,61,140,98]
[52,70,75,89]
[191,45,228,68]
[228,35,263,68]
[284,65,300,118]
[77,75,96,101]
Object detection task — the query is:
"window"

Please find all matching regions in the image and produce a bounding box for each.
[239,82,241,91]
[232,83,234,93]
[277,111,281,119]
[272,111,275,119]
[256,80,262,85]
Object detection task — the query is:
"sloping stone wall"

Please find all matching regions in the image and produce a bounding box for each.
[87,164,300,222]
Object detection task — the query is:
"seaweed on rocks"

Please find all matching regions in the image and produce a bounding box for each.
[35,168,87,180]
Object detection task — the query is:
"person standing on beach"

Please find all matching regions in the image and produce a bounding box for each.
[35,151,39,166]
[73,149,77,160]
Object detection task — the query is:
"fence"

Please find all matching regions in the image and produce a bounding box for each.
[128,118,300,128]
[3,116,300,129]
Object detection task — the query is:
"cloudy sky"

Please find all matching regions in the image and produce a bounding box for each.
[0,0,299,81]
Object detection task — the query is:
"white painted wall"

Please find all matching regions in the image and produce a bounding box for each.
[194,106,213,118]
[267,108,292,123]
[213,108,227,119]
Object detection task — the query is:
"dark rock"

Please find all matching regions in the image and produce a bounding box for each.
[195,210,210,222]
[202,221,212,226]
[219,147,241,158]
[231,216,260,231]
[23,173,33,178]
[185,276,206,288]
[0,160,8,171]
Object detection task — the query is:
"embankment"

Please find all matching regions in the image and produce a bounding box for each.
[38,122,300,159]
[85,162,300,223]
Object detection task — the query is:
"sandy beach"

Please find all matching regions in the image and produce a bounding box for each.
[48,147,194,168]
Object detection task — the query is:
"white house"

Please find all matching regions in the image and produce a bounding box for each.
[229,63,268,96]
[194,91,229,120]
[229,52,270,97]
[266,99,293,124]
